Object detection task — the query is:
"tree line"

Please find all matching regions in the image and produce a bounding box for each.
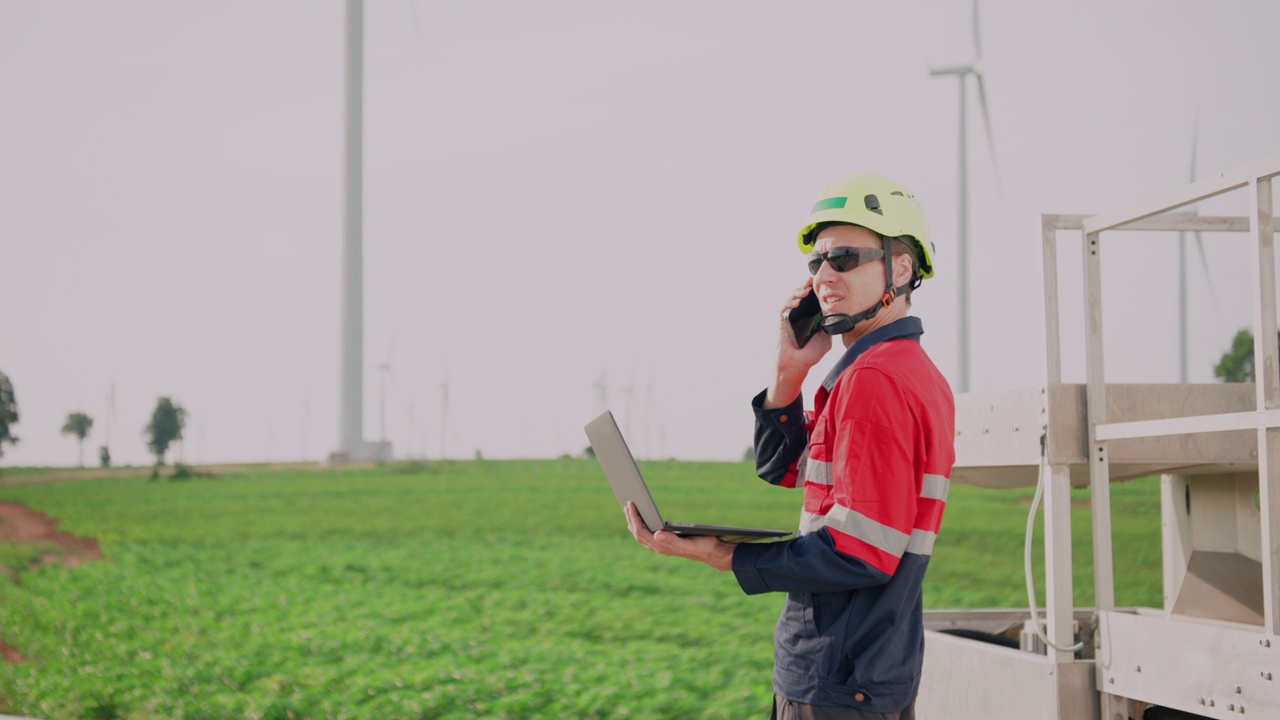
[0,334,1264,470]
[0,370,187,470]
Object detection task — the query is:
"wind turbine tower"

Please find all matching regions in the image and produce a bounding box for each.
[333,0,388,464]
[1178,112,1217,383]
[377,331,395,451]
[929,0,1000,393]
[594,369,609,413]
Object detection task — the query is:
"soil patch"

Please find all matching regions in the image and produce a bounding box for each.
[0,502,103,569]
[0,502,103,665]
[0,640,24,664]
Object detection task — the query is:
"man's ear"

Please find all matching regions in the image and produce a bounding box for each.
[892,252,915,287]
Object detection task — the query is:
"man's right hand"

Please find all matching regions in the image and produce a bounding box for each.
[765,280,832,409]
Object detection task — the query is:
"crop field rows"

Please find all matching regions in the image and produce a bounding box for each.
[0,460,1163,719]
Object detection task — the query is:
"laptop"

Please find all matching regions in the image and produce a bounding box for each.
[585,410,791,543]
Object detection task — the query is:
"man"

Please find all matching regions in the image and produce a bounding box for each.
[625,174,955,719]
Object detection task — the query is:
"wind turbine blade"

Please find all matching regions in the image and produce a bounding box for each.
[974,72,1005,204]
[1193,231,1222,317]
[972,0,982,60]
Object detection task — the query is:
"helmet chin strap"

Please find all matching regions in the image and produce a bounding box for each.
[819,235,913,336]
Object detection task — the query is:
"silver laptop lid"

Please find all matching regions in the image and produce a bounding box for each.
[584,410,666,533]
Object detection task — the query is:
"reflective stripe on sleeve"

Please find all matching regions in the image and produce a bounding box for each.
[921,473,950,501]
[826,504,910,557]
[906,528,938,556]
[799,510,827,536]
[803,458,833,486]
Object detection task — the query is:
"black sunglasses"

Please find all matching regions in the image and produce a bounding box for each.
[807,246,885,276]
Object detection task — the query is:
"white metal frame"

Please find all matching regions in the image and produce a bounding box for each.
[920,157,1280,720]
[1043,154,1280,718]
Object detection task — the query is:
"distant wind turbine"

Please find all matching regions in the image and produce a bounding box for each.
[644,377,655,460]
[620,376,636,439]
[377,331,395,446]
[929,0,1002,393]
[1177,110,1220,382]
[594,368,609,413]
[337,0,365,461]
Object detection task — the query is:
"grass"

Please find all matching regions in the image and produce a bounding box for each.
[0,460,1164,719]
[928,480,1163,609]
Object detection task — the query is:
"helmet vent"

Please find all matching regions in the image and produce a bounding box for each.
[863,194,883,215]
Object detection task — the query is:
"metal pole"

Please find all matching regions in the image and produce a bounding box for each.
[1082,230,1116,611]
[958,76,970,393]
[1040,216,1076,666]
[1041,216,1064,386]
[1178,231,1188,382]
[339,0,365,460]
[1249,176,1280,634]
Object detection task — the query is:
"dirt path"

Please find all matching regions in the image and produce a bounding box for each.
[0,502,103,665]
[0,502,103,568]
[0,642,24,664]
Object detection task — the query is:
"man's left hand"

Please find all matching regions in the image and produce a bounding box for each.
[624,501,736,572]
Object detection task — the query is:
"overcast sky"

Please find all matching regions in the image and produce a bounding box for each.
[4,1,1280,468]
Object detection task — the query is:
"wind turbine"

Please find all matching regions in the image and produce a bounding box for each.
[644,377,655,460]
[377,331,395,446]
[593,368,609,413]
[335,0,375,463]
[929,0,1001,393]
[620,376,636,439]
[1177,110,1220,382]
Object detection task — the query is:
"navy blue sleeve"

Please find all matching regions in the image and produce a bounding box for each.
[731,528,893,595]
[751,389,808,486]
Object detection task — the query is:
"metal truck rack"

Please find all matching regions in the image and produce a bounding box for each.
[915,155,1280,719]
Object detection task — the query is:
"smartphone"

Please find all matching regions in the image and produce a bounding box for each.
[784,289,822,348]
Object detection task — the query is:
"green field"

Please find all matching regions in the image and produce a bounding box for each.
[0,460,1163,719]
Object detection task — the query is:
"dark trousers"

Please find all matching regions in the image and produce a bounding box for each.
[772,695,916,720]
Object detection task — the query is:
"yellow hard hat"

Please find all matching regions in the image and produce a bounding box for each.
[797,174,935,279]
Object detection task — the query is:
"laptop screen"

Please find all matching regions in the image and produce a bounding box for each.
[584,410,667,533]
